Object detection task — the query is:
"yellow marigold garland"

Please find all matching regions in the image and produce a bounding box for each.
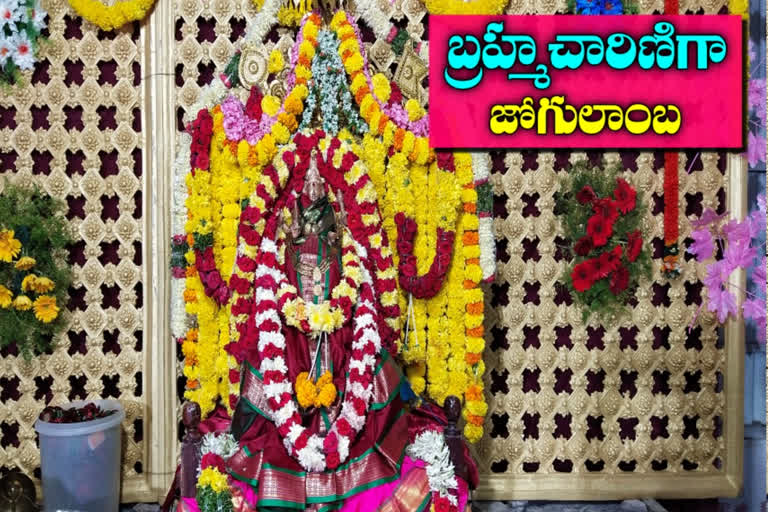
[456,154,486,443]
[424,0,510,14]
[68,0,157,31]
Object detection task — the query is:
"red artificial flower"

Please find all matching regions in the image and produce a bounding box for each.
[592,198,618,223]
[352,397,366,416]
[613,177,637,214]
[598,245,623,276]
[609,266,630,295]
[573,236,593,256]
[586,214,613,247]
[389,81,403,104]
[571,259,598,292]
[626,230,642,262]
[576,185,596,205]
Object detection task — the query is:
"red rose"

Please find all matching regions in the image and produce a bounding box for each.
[229,368,240,384]
[336,418,352,437]
[586,214,613,247]
[229,394,238,411]
[613,177,636,214]
[573,236,593,256]
[433,495,452,512]
[326,451,341,469]
[626,230,642,262]
[571,259,598,292]
[609,266,630,295]
[195,151,210,171]
[201,453,225,472]
[576,185,596,205]
[436,152,455,172]
[389,81,403,104]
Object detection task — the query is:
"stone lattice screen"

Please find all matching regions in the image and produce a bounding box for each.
[173,0,745,500]
[0,0,174,502]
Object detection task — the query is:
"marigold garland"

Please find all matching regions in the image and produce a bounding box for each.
[68,0,156,31]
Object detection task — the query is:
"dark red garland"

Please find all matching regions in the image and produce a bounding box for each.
[189,108,213,173]
[394,213,455,299]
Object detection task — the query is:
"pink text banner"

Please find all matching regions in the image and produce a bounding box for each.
[429,15,743,149]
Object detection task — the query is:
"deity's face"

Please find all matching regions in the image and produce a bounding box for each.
[303,155,325,203]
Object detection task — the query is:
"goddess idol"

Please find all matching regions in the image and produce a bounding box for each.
[219,140,477,511]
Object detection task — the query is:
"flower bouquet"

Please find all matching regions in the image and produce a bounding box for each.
[555,160,651,322]
[0,0,47,85]
[0,183,72,357]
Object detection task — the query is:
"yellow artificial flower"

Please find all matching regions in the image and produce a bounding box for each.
[0,230,21,262]
[198,467,229,493]
[33,277,55,294]
[14,256,35,270]
[0,285,11,308]
[33,295,59,323]
[13,295,32,311]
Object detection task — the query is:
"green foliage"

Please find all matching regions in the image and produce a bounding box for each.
[0,182,73,358]
[555,160,652,323]
[197,485,234,512]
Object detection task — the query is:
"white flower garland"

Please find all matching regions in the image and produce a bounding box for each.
[200,432,240,459]
[406,429,459,506]
[471,152,496,283]
[171,134,191,343]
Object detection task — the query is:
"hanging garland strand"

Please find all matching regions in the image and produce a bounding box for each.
[68,0,157,31]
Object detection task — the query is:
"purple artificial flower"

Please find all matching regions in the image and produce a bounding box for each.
[690,208,728,229]
[724,240,757,269]
[752,256,767,286]
[688,228,715,262]
[743,297,766,343]
[703,260,730,290]
[722,218,752,244]
[748,79,765,112]
[747,130,766,168]
[707,286,739,324]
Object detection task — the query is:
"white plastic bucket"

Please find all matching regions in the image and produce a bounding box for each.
[34,399,125,512]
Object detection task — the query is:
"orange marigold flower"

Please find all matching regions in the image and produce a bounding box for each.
[465,352,482,365]
[466,258,480,266]
[278,112,298,132]
[186,234,195,246]
[467,302,484,315]
[463,202,477,214]
[467,326,484,338]
[467,413,485,426]
[463,279,476,289]
[186,379,199,390]
[378,115,389,135]
[393,129,405,151]
[466,385,483,402]
[185,266,197,278]
[183,289,197,303]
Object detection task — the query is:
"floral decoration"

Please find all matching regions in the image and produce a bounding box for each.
[0,184,72,358]
[0,0,47,85]
[555,161,651,321]
[746,41,766,170]
[196,432,239,512]
[687,194,766,339]
[406,429,461,511]
[68,0,155,31]
[423,0,510,14]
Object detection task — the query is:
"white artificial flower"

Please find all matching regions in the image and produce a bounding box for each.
[0,34,14,65]
[12,33,35,70]
[0,0,21,29]
[30,1,47,31]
